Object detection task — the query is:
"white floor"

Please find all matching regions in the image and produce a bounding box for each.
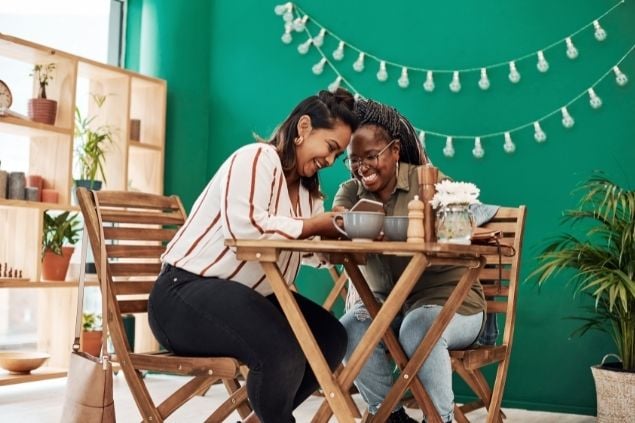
[1,373,595,422]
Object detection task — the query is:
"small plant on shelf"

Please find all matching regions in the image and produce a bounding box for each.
[30,63,55,99]
[74,93,115,190]
[41,210,81,281]
[82,312,104,356]
[82,312,102,332]
[28,63,58,124]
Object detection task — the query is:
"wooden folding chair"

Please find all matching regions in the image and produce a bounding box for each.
[450,206,526,423]
[77,188,252,422]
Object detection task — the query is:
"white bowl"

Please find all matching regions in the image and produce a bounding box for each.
[0,351,50,374]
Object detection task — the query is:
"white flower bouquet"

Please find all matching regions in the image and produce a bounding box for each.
[430,180,480,209]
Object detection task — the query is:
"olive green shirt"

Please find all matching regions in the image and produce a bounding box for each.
[332,162,485,315]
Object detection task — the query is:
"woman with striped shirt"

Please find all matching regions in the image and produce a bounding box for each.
[148,89,358,423]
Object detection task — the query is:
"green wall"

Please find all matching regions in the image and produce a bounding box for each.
[126,0,635,415]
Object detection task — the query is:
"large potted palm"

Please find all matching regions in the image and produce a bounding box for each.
[530,174,634,422]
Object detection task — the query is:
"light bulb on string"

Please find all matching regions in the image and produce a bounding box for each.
[508,61,521,83]
[353,52,365,72]
[588,88,602,109]
[328,76,342,93]
[332,41,345,61]
[613,66,628,86]
[398,67,410,88]
[274,2,291,16]
[443,137,455,158]
[565,37,578,59]
[281,23,293,44]
[478,68,490,90]
[533,122,547,143]
[377,61,388,82]
[536,51,549,73]
[418,131,426,149]
[593,20,607,41]
[472,137,485,159]
[503,132,516,154]
[353,92,361,101]
[449,71,461,93]
[561,107,575,128]
[423,71,435,92]
[311,58,326,75]
[297,38,312,55]
[292,15,308,32]
[313,29,326,47]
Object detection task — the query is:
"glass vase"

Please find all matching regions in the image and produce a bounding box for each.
[435,203,474,245]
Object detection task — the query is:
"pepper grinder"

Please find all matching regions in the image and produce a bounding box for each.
[418,165,439,242]
[407,195,425,243]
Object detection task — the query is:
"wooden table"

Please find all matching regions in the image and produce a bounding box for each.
[225,239,514,423]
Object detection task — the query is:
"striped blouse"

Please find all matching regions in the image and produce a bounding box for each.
[162,143,324,296]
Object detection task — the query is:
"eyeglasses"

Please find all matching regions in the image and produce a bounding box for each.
[343,139,397,170]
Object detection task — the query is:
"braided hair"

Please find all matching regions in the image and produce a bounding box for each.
[354,99,429,165]
[268,88,358,198]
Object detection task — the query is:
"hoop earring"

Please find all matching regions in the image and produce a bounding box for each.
[294,136,304,146]
[395,161,400,180]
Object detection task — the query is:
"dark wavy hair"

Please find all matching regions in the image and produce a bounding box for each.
[269,88,358,198]
[354,98,429,165]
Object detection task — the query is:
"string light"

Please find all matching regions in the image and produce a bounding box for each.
[508,61,521,83]
[423,71,435,92]
[281,23,293,44]
[503,132,516,153]
[561,107,575,128]
[292,15,308,32]
[593,20,607,41]
[565,37,579,59]
[377,61,388,82]
[313,28,326,47]
[353,52,365,72]
[472,137,485,158]
[418,130,426,149]
[533,122,547,143]
[328,76,342,92]
[588,88,602,109]
[398,67,410,88]
[297,38,312,55]
[311,57,326,75]
[332,41,345,61]
[537,51,549,73]
[613,66,628,86]
[443,137,455,157]
[449,71,461,93]
[478,68,490,90]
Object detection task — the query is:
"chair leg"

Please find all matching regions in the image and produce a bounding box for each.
[454,404,470,423]
[157,374,217,418]
[205,384,249,423]
[223,378,252,419]
[485,360,510,423]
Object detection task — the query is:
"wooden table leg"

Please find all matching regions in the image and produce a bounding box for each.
[260,262,358,423]
[374,258,485,423]
[313,254,429,422]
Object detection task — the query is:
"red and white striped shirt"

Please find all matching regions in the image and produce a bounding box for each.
[162,143,324,296]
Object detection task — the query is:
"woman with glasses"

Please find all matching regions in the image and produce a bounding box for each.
[148,89,357,423]
[333,99,485,423]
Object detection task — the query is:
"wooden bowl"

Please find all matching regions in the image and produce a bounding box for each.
[0,351,50,374]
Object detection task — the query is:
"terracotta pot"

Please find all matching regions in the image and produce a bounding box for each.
[41,246,74,281]
[81,330,103,357]
[27,98,57,125]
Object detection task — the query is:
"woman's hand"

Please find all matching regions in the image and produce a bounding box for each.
[300,212,344,239]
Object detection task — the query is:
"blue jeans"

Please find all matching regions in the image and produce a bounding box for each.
[341,303,483,422]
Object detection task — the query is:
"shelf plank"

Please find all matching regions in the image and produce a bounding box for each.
[0,279,99,288]
[0,367,66,386]
[129,140,162,151]
[0,199,78,211]
[0,115,72,137]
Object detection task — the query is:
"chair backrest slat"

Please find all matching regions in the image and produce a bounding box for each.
[104,227,178,241]
[106,244,166,259]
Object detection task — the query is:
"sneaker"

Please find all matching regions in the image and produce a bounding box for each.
[386,407,418,423]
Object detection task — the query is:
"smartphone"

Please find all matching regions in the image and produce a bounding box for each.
[350,198,385,213]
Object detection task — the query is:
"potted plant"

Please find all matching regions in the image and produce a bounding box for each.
[529,174,634,421]
[74,93,115,192]
[41,210,81,281]
[27,63,57,125]
[81,312,103,357]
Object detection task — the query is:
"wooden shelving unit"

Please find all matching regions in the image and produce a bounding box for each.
[0,33,166,386]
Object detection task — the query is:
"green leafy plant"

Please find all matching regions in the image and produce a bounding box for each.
[82,312,102,332]
[529,174,635,371]
[42,210,81,257]
[30,63,55,99]
[74,93,115,186]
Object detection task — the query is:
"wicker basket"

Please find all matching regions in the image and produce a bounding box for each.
[591,361,635,422]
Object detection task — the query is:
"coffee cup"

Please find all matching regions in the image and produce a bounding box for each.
[383,216,408,241]
[332,211,384,241]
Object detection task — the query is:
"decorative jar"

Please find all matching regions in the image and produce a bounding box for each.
[435,203,474,245]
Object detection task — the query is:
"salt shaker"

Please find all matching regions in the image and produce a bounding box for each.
[407,195,425,243]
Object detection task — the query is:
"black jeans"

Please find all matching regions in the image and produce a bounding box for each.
[148,265,347,423]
